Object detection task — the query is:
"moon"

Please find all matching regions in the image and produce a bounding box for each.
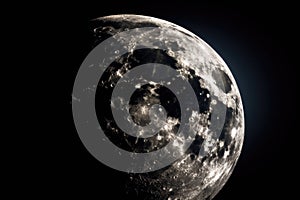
[74,14,244,200]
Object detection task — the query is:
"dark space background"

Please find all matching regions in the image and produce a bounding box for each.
[26,1,297,199]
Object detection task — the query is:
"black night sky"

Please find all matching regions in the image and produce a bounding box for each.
[29,1,297,199]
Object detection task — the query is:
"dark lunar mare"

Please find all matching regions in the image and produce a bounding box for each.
[95,48,210,153]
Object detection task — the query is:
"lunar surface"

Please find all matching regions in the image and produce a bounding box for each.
[75,14,244,200]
